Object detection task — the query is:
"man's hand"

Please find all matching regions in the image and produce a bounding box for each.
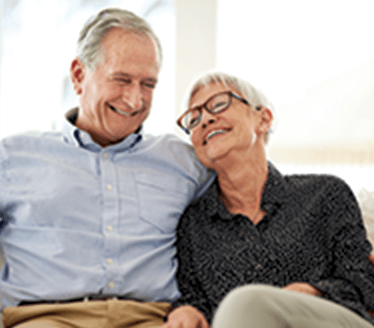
[160,305,210,328]
[283,282,323,296]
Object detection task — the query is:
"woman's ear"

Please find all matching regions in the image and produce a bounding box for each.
[70,58,86,95]
[258,107,273,135]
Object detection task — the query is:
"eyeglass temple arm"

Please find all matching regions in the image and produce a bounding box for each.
[231,93,262,111]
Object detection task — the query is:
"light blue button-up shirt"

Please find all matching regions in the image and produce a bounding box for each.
[0,114,213,309]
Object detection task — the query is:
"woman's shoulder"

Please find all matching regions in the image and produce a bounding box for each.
[267,162,354,204]
[284,172,351,193]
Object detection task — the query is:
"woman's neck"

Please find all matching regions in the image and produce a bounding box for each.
[214,148,268,223]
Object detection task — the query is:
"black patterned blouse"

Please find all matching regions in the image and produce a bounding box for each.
[172,162,374,325]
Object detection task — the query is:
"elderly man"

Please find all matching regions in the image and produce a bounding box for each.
[0,8,212,328]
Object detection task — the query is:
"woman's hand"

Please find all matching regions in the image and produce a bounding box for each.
[160,305,210,328]
[369,254,374,267]
[283,282,323,296]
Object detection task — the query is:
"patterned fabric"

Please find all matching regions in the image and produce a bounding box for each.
[172,162,374,325]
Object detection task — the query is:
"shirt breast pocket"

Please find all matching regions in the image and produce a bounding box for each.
[134,171,195,235]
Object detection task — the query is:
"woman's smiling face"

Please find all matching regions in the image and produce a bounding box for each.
[189,82,260,168]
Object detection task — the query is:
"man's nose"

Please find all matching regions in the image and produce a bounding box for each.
[123,84,143,110]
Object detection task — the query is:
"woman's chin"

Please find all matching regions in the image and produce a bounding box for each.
[201,147,229,168]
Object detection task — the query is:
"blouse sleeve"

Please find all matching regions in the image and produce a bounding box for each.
[310,177,374,323]
[171,205,214,323]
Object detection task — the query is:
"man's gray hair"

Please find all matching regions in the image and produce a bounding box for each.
[186,71,275,143]
[77,8,163,71]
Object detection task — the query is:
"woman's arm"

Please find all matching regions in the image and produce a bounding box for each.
[283,282,323,296]
[161,305,209,328]
[309,178,374,320]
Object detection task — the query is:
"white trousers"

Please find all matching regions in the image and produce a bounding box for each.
[212,285,373,328]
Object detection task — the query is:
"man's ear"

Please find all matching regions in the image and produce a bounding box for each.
[258,107,273,135]
[70,58,86,95]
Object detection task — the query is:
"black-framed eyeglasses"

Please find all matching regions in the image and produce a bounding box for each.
[177,91,260,134]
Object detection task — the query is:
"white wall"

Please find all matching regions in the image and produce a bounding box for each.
[1,0,374,193]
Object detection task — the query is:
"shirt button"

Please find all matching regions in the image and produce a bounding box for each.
[106,184,113,191]
[107,226,113,232]
[108,282,115,289]
[107,258,113,265]
[103,153,108,158]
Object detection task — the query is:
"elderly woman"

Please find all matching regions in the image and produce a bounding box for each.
[162,72,374,328]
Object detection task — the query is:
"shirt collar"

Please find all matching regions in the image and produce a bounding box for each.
[201,180,232,221]
[261,162,287,213]
[201,161,286,221]
[61,107,143,152]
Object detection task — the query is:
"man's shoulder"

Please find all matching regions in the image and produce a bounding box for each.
[141,133,196,158]
[1,130,63,142]
[0,130,65,156]
[142,132,190,147]
[139,133,213,191]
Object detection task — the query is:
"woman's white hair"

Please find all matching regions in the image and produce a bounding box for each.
[77,8,162,71]
[186,71,275,143]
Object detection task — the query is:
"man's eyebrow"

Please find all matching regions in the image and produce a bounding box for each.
[111,72,158,84]
[145,77,158,84]
[111,72,131,79]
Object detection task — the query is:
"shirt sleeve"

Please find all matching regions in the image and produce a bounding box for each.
[310,177,374,323]
[0,141,6,229]
[194,168,215,199]
[171,206,214,323]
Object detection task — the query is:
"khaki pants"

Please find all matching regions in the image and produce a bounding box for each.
[212,285,374,328]
[3,299,171,328]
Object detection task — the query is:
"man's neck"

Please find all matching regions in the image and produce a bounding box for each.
[74,111,125,148]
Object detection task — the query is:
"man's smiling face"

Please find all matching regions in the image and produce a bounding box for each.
[71,27,159,147]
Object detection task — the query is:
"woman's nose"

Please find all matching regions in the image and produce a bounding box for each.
[201,119,215,129]
[200,110,216,129]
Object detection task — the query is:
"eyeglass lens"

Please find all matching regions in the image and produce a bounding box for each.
[182,93,231,129]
